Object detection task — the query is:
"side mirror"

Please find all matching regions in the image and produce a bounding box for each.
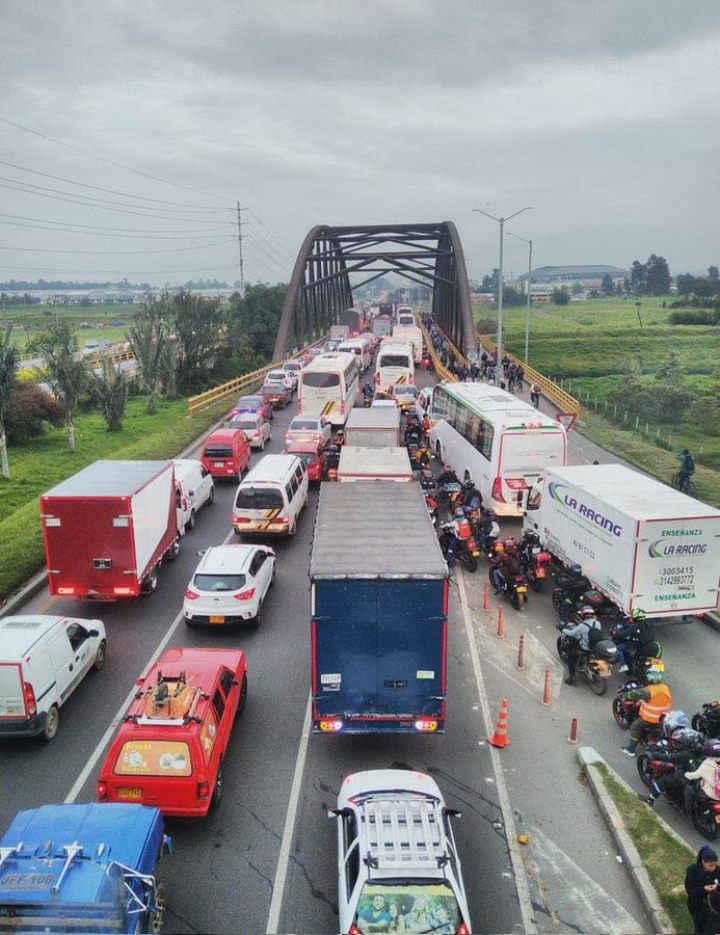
[327,808,341,819]
[88,629,100,638]
[445,808,462,819]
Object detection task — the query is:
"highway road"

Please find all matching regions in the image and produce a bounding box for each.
[1,374,717,934]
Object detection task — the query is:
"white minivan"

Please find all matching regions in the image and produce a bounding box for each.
[233,454,309,537]
[0,614,107,741]
[173,458,215,534]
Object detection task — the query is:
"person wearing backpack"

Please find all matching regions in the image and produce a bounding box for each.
[677,448,696,492]
[560,606,602,686]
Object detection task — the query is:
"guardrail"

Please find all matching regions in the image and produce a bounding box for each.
[186,337,328,415]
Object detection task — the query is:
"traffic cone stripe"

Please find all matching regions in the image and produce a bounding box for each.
[487,698,511,748]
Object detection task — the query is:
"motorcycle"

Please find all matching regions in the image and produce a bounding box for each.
[609,623,664,682]
[692,701,720,739]
[556,625,618,695]
[489,565,528,610]
[519,532,553,593]
[438,523,479,572]
[612,680,666,745]
[437,481,463,517]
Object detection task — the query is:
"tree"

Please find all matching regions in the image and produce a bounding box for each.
[675,273,697,296]
[601,274,614,297]
[168,292,224,394]
[127,311,165,413]
[0,324,19,479]
[33,320,88,451]
[226,283,286,361]
[552,286,570,306]
[630,260,647,296]
[645,254,671,296]
[4,384,64,442]
[92,357,129,432]
[709,265,719,281]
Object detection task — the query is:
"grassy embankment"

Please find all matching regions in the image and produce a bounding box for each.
[5,302,137,354]
[487,296,720,506]
[0,395,232,602]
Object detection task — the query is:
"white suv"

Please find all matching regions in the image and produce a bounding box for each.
[183,544,276,629]
[329,769,471,935]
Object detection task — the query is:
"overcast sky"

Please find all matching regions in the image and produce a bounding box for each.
[2,0,720,288]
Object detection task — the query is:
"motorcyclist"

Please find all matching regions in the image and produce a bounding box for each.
[441,507,473,563]
[640,728,705,809]
[437,463,459,488]
[560,606,603,686]
[460,478,483,513]
[477,510,500,552]
[362,382,374,402]
[676,448,696,491]
[683,742,720,806]
[614,609,661,673]
[490,539,522,595]
[404,419,424,447]
[621,665,674,757]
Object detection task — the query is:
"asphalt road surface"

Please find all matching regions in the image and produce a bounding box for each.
[1,373,716,935]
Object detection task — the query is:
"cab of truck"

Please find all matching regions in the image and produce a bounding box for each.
[97,647,248,817]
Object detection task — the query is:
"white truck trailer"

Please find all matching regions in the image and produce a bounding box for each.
[523,464,720,619]
[337,446,413,482]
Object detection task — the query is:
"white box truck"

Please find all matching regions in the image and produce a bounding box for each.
[337,446,413,482]
[344,408,401,448]
[523,464,720,619]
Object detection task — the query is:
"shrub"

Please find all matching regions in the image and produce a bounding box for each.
[5,385,64,441]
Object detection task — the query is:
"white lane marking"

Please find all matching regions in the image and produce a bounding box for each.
[265,691,313,935]
[455,570,538,935]
[64,606,187,803]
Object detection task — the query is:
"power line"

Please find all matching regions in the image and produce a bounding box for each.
[247,210,296,259]
[0,239,235,255]
[0,213,234,238]
[0,114,229,202]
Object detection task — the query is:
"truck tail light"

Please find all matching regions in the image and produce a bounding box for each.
[185,588,200,600]
[197,781,210,800]
[492,477,505,502]
[113,587,134,595]
[319,719,344,732]
[57,587,75,595]
[24,682,37,716]
[349,926,362,935]
[457,924,470,935]
[414,719,438,732]
[97,781,107,800]
[234,587,256,601]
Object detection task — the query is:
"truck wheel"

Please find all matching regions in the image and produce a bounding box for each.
[165,540,180,561]
[142,568,158,596]
[93,640,107,672]
[42,705,59,742]
[211,764,223,808]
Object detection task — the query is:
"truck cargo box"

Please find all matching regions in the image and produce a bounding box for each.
[337,446,412,482]
[40,460,178,599]
[524,464,720,618]
[310,484,449,733]
[344,407,401,448]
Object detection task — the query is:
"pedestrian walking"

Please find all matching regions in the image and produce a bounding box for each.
[529,382,541,408]
[516,365,524,390]
[685,846,719,934]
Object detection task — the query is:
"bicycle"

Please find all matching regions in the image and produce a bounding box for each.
[671,472,696,497]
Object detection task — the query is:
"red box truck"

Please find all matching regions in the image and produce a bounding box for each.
[40,460,180,598]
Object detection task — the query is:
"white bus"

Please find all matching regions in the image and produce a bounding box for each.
[298,352,359,428]
[428,383,567,516]
[374,342,414,393]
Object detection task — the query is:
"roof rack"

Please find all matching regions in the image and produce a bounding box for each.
[358,795,449,869]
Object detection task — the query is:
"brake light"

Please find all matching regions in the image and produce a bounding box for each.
[234,517,251,524]
[492,477,505,502]
[96,781,107,800]
[197,782,210,800]
[114,587,134,595]
[506,477,527,490]
[349,926,362,935]
[185,588,200,600]
[24,682,36,716]
[57,587,75,595]
[457,924,470,935]
[234,587,257,601]
[375,372,380,383]
[414,719,438,732]
[409,373,414,384]
[280,516,289,525]
[319,719,344,732]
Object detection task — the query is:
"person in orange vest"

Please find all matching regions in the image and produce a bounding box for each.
[621,664,673,756]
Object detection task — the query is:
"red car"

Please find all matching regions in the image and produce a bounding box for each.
[97,647,247,817]
[284,441,327,483]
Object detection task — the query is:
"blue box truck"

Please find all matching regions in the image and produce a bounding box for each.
[0,803,170,933]
[310,483,449,733]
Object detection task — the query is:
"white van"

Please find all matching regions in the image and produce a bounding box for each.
[173,458,215,534]
[0,614,107,741]
[374,342,415,393]
[337,339,371,373]
[233,454,309,537]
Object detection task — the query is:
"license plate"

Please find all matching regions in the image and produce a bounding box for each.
[516,586,528,593]
[117,788,142,800]
[214,462,225,468]
[209,615,225,624]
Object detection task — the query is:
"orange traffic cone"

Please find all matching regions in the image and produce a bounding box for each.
[487,698,511,748]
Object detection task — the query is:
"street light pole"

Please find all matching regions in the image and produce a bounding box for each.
[472,206,531,369]
[507,231,533,365]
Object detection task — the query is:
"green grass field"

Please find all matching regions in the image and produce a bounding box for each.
[3,302,136,353]
[481,296,720,482]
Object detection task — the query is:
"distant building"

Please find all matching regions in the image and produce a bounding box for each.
[516,264,628,298]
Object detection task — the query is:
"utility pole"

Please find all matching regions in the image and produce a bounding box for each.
[236,203,248,296]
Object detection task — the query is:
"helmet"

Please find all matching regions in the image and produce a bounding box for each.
[663,710,689,734]
[672,728,702,746]
[494,543,505,554]
[631,608,646,621]
[487,510,497,519]
[569,564,583,576]
[454,507,465,519]
[581,606,597,619]
[645,665,664,684]
[463,479,474,489]
[504,538,516,550]
[702,740,720,758]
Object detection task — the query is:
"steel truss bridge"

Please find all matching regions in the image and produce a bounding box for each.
[273,222,476,360]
